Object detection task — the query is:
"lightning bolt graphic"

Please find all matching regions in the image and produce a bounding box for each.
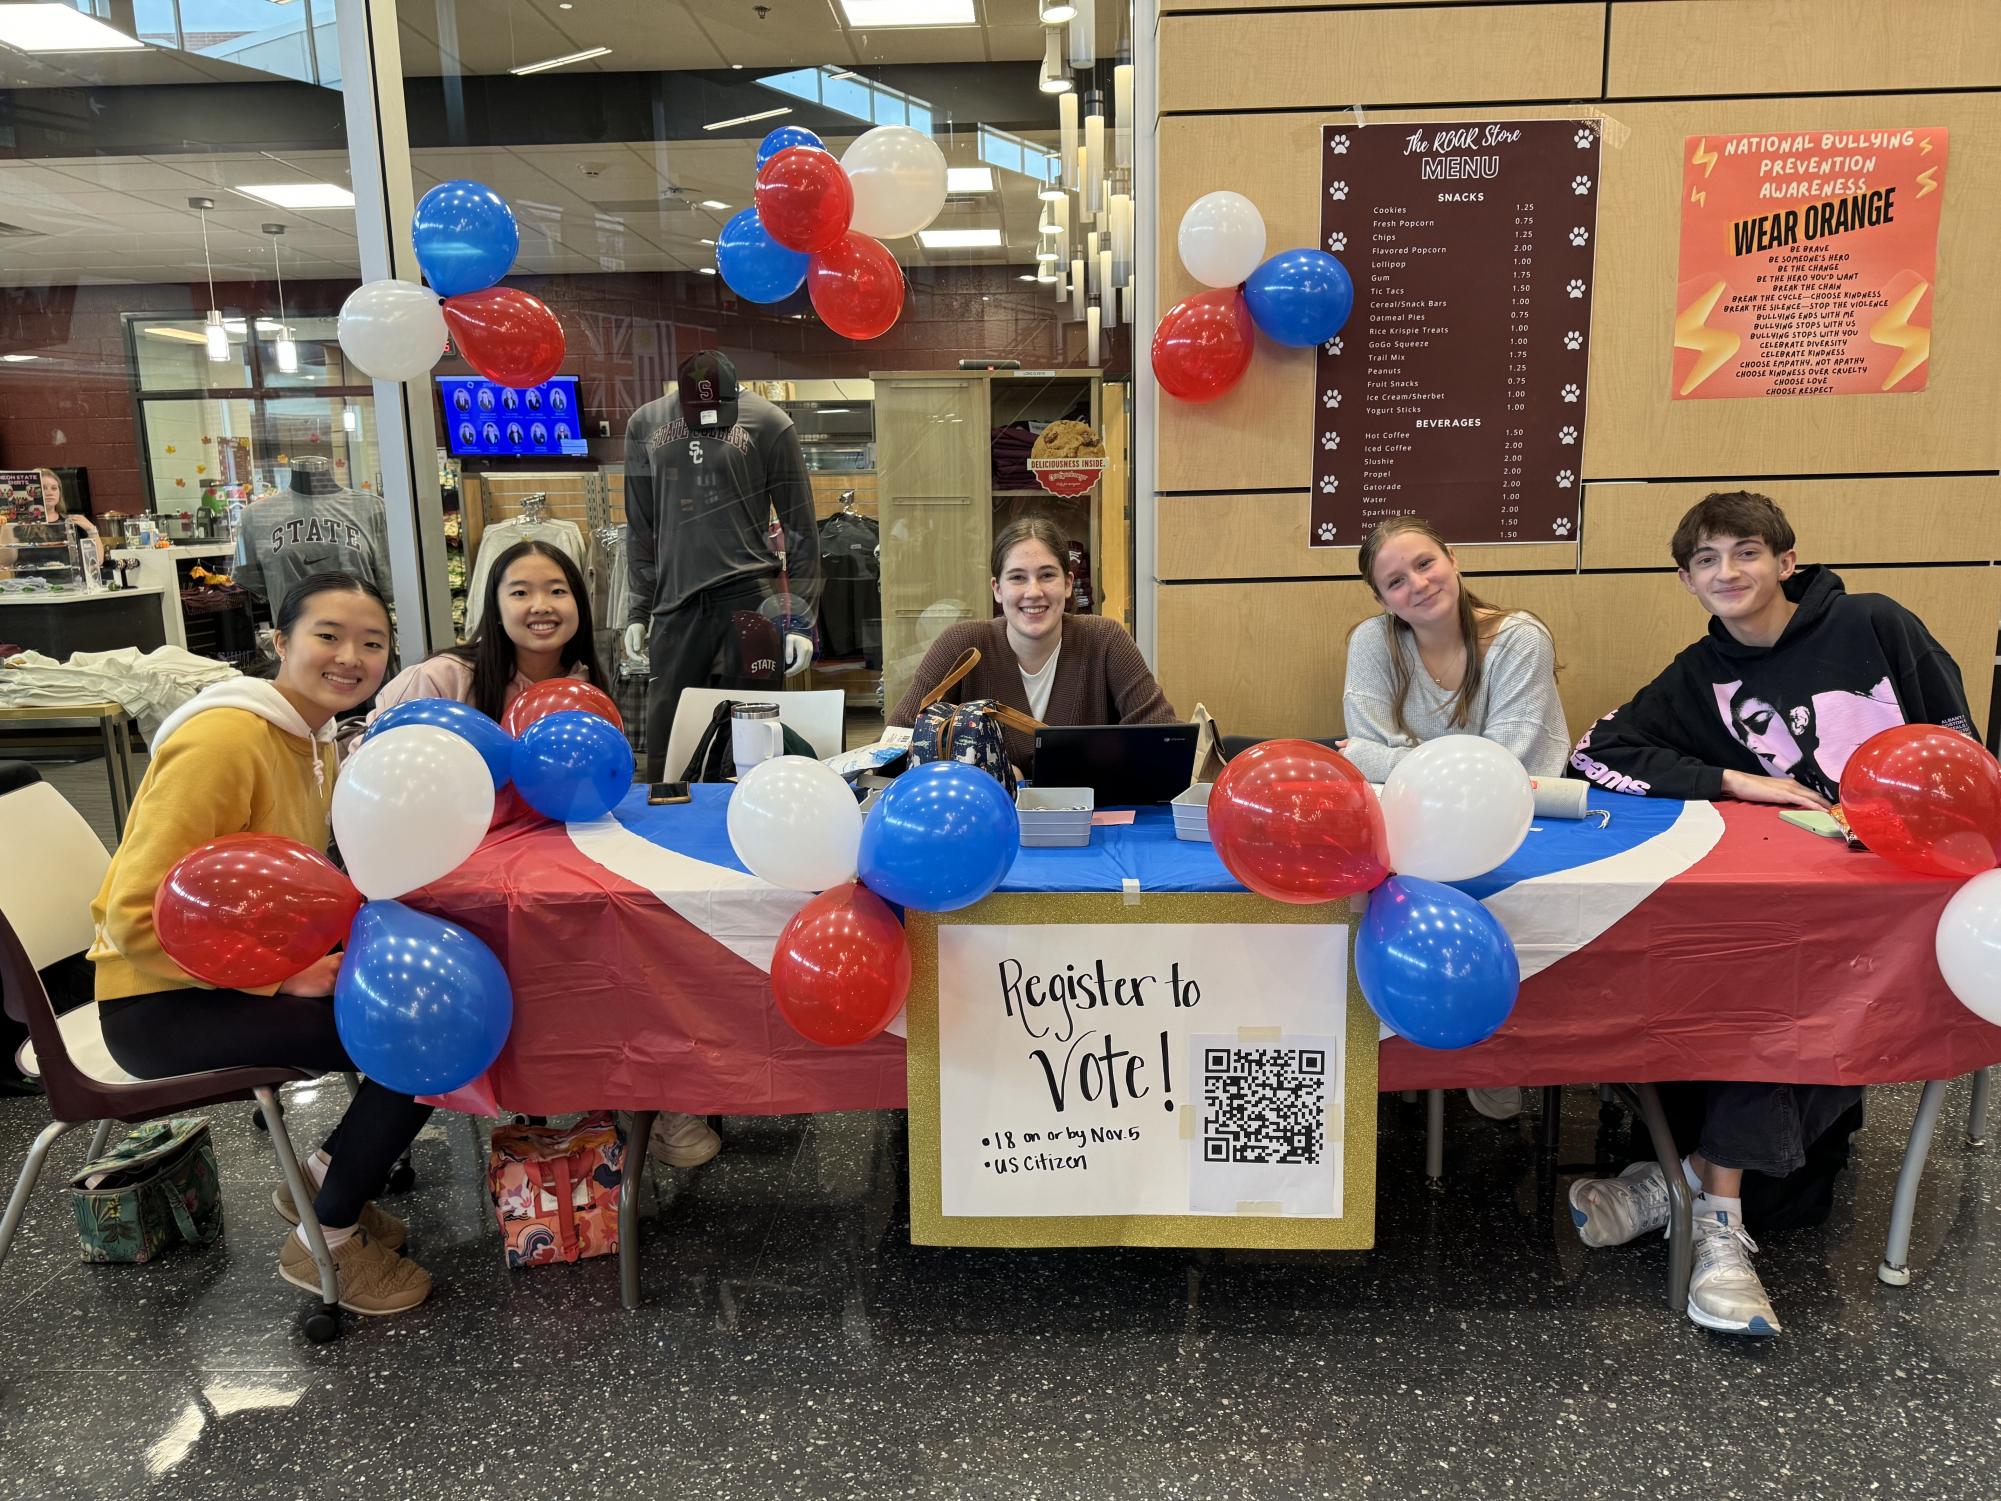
[1916,165,1940,198]
[1674,280,1740,396]
[1691,138,1720,178]
[1869,280,1932,391]
[1920,136,1934,155]
[1690,187,1706,207]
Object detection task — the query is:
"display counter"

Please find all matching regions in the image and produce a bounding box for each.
[0,585,167,656]
[108,543,235,651]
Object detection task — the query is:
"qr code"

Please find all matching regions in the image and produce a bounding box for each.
[1201,1046,1327,1166]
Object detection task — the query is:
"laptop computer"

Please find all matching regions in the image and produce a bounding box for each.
[1029,723,1199,807]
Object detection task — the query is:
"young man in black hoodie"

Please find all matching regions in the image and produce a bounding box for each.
[1565,490,1977,1336]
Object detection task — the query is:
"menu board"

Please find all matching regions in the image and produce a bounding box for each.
[1311,119,1602,548]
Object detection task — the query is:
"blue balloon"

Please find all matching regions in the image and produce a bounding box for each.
[857,761,1018,913]
[335,900,513,1095]
[364,697,514,790]
[511,709,634,823]
[1355,876,1519,1050]
[756,125,826,170]
[716,207,810,305]
[412,179,521,299]
[1243,248,1354,348]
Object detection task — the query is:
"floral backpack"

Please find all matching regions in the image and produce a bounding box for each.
[487,1112,624,1268]
[908,647,1045,792]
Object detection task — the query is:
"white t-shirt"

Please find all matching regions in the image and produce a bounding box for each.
[1019,643,1061,721]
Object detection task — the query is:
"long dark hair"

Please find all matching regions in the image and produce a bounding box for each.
[1353,515,1548,739]
[440,539,604,721]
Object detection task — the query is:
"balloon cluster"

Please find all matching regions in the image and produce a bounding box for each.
[1838,726,2001,1030]
[338,180,565,388]
[1207,736,1529,1050]
[1154,191,1355,403]
[150,681,631,1096]
[727,757,1018,1048]
[716,125,946,341]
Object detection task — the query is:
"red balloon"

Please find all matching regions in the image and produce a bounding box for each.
[756,146,854,254]
[1152,288,1255,403]
[771,884,910,1046]
[807,233,905,341]
[442,287,565,388]
[1839,724,2001,878]
[153,835,361,988]
[502,678,624,737]
[1209,740,1390,904]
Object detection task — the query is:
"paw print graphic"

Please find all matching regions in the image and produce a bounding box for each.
[1552,517,1574,538]
[1574,127,1596,149]
[1321,431,1340,451]
[1561,383,1580,403]
[1567,278,1587,299]
[1322,389,1341,409]
[1330,135,1350,155]
[1323,336,1344,357]
[1571,174,1592,195]
[1329,180,1349,201]
[1320,475,1340,494]
[1569,226,1590,247]
[1563,330,1584,351]
[1558,425,1578,445]
[1317,521,1337,542]
[1556,469,1575,489]
[1328,230,1348,253]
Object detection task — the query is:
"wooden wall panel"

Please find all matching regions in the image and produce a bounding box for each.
[1158,6,1604,116]
[1157,567,2001,744]
[1157,493,1577,580]
[1580,476,2001,569]
[1609,0,2001,99]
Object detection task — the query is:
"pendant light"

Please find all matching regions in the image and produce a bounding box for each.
[265,222,298,375]
[190,196,229,363]
[1038,25,1072,94]
[1038,0,1076,21]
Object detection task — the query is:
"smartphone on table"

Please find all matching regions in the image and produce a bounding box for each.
[647,781,691,805]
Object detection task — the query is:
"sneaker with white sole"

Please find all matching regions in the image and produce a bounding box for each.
[278,1228,432,1317]
[649,1111,722,1168]
[1466,1087,1524,1121]
[1568,1160,1671,1247]
[1687,1210,1781,1336]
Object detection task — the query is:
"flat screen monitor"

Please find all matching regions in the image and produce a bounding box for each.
[438,374,588,459]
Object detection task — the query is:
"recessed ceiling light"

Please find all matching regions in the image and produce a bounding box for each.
[838,0,974,26]
[946,167,994,194]
[698,266,717,275]
[558,2,572,8]
[731,63,743,70]
[510,45,611,75]
[0,5,145,53]
[917,228,1003,249]
[698,237,717,246]
[700,200,729,211]
[0,353,40,363]
[1039,2,1077,23]
[143,326,212,346]
[703,107,791,132]
[1017,274,1037,283]
[237,182,355,210]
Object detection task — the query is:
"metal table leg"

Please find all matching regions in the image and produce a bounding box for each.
[1539,1085,1564,1158]
[1613,1083,1692,1313]
[619,1110,656,1310]
[1968,1067,1990,1150]
[99,713,129,842]
[1424,1089,1444,1184]
[1879,1078,1948,1287]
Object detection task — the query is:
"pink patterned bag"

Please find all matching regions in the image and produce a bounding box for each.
[487,1112,624,1268]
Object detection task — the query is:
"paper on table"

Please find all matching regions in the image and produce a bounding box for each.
[1091,809,1136,826]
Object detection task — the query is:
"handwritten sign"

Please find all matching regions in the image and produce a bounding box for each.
[904,896,1377,1248]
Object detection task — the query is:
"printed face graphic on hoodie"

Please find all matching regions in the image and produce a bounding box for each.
[1711,674,1905,800]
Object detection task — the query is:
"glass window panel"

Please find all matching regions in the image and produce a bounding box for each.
[132,320,253,393]
[823,74,872,123]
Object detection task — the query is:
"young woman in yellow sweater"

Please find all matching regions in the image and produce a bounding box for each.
[90,572,434,1317]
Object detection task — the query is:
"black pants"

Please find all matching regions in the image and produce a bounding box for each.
[640,575,781,781]
[99,990,432,1231]
[1696,1081,1863,1177]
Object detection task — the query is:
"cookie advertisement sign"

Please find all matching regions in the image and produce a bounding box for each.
[1027,420,1106,498]
[1673,128,1946,399]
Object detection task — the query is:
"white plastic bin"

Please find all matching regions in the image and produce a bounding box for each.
[1171,783,1213,843]
[1017,786,1094,848]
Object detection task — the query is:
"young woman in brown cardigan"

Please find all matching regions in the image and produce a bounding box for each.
[888,517,1179,768]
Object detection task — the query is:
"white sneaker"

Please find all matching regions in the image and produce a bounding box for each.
[1466,1087,1523,1121]
[1568,1160,1671,1247]
[1687,1210,1781,1336]
[649,1111,722,1168]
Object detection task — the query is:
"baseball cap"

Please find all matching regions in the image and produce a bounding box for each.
[677,349,739,430]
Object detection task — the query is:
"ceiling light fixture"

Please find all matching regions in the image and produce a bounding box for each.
[0,353,40,363]
[189,197,230,364]
[509,45,611,75]
[0,4,145,53]
[698,266,717,275]
[700,200,729,211]
[1038,0,1077,22]
[236,181,355,210]
[264,222,298,374]
[702,107,791,132]
[837,0,975,27]
[946,167,994,194]
[698,238,717,246]
[143,326,212,346]
[1037,26,1071,94]
[917,228,1003,249]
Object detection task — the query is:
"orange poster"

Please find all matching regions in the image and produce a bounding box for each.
[1672,128,1945,399]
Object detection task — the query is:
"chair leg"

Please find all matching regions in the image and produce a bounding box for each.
[257,1086,340,1325]
[1968,1067,1991,1150]
[85,1118,117,1161]
[0,1119,81,1273]
[342,1072,361,1099]
[1424,1089,1444,1184]
[1617,1083,1693,1314]
[1879,1078,1949,1287]
[620,1109,656,1311]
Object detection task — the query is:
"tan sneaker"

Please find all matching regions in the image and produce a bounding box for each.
[270,1182,407,1252]
[279,1228,432,1316]
[649,1111,722,1168]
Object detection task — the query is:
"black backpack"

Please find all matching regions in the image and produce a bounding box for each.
[680,700,817,783]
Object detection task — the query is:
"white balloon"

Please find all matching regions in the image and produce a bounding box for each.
[1177,191,1267,289]
[1935,868,2001,1026]
[841,126,949,240]
[333,724,495,900]
[727,755,863,893]
[1379,735,1534,883]
[338,279,448,382]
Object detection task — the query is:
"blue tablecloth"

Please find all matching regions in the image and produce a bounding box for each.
[609,784,1686,899]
